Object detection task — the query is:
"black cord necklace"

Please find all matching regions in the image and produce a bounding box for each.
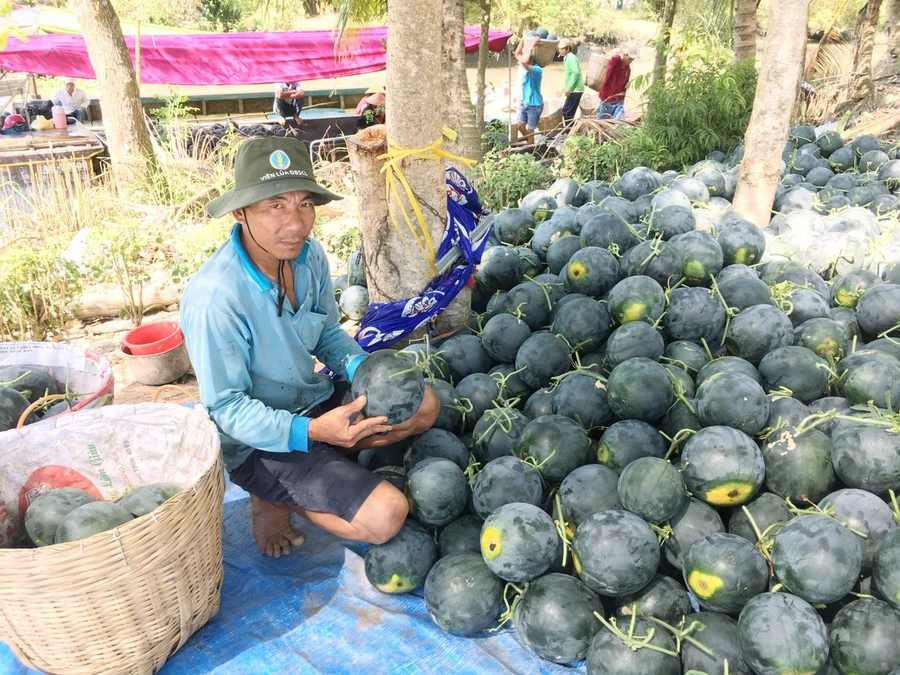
[242,208,289,317]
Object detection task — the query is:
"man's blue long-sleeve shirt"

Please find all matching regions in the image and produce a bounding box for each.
[180,224,365,471]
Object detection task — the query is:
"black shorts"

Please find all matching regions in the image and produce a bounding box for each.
[274,96,304,119]
[228,382,384,522]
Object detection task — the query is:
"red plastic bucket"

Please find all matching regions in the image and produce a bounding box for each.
[122,321,184,356]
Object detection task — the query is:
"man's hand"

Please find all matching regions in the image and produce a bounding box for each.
[307,396,390,448]
[563,90,571,97]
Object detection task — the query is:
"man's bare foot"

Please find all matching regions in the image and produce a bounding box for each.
[250,495,305,558]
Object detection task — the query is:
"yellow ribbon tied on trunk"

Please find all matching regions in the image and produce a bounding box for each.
[378,127,477,278]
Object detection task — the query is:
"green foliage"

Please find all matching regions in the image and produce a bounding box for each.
[554,129,670,182]
[0,239,81,341]
[316,219,362,262]
[537,0,595,36]
[633,38,756,170]
[85,222,163,326]
[167,220,233,290]
[473,151,552,211]
[482,119,510,153]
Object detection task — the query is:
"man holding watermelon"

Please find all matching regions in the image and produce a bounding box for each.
[181,137,440,558]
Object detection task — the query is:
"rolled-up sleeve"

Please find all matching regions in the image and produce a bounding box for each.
[182,304,303,453]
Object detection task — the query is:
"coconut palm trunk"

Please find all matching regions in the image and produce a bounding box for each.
[849,0,885,102]
[70,0,157,194]
[442,0,483,162]
[733,0,757,63]
[889,0,900,57]
[475,0,492,136]
[732,0,809,229]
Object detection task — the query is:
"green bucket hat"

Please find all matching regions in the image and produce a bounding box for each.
[207,137,341,218]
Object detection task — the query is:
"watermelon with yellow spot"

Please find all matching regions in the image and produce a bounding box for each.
[605,275,666,326]
[563,246,620,297]
[480,502,560,582]
[364,519,437,594]
[679,426,765,507]
[715,217,766,266]
[683,532,769,613]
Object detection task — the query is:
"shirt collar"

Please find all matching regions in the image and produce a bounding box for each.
[229,223,310,292]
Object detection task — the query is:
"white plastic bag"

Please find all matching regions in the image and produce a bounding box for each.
[0,403,219,548]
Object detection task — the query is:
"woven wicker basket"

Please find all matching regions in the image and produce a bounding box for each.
[0,408,224,675]
[530,39,559,68]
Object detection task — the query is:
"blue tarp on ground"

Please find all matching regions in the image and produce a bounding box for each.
[1,479,588,675]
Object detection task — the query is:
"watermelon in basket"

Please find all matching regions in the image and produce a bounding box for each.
[0,341,114,432]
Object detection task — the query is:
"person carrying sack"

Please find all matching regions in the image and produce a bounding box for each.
[597,46,639,120]
[558,39,584,127]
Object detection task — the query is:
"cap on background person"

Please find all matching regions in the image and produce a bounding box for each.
[625,46,640,60]
[558,38,575,51]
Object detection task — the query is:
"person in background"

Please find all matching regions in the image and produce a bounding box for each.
[515,38,544,145]
[597,46,639,120]
[274,81,304,128]
[355,87,386,130]
[558,39,584,128]
[51,78,89,123]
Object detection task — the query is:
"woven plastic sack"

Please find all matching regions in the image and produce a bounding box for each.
[0,341,114,413]
[0,404,223,675]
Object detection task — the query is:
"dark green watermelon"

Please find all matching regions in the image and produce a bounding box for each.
[806,395,850,437]
[482,313,532,364]
[874,529,900,610]
[605,322,665,368]
[759,426,835,503]
[832,423,900,494]
[472,406,529,465]
[663,363,695,398]
[490,363,535,404]
[520,190,557,222]
[659,398,701,453]
[817,130,844,157]
[480,502,560,582]
[406,458,468,526]
[477,246,525,291]
[24,488,98,546]
[117,483,182,517]
[424,551,503,635]
[671,231,724,284]
[606,358,674,423]
[0,366,59,404]
[551,372,612,431]
[617,457,686,523]
[597,419,666,472]
[728,492,792,544]
[724,304,795,364]
[580,212,638,254]
[696,372,769,436]
[0,386,34,431]
[758,346,828,403]
[664,497,725,570]
[683,532,768,613]
[531,219,574,260]
[438,515,483,558]
[663,340,709,374]
[552,296,611,353]
[524,387,554,418]
[339,284,369,319]
[664,287,726,344]
[771,514,863,604]
[546,234,583,275]
[763,393,811,431]
[586,616,680,675]
[438,334,493,383]
[680,426,765,507]
[456,373,501,433]
[680,612,752,675]
[557,464,622,529]
[515,572,603,663]
[606,275,667,326]
[821,488,898,573]
[737,592,828,675]
[516,414,591,484]
[54,501,134,544]
[404,428,469,472]
[564,246,620,297]
[365,519,437,593]
[431,379,463,433]
[648,205,695,240]
[716,275,773,311]
[620,239,683,287]
[573,509,660,596]
[616,574,691,625]
[829,598,900,675]
[831,270,883,308]
[844,359,900,409]
[472,455,542,518]
[793,317,849,359]
[515,333,571,389]
[493,208,536,245]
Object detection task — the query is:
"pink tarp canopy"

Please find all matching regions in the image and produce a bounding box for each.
[0,27,513,85]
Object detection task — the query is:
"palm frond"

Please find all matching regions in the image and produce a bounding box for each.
[804,0,855,78]
[334,0,389,57]
[805,29,852,82]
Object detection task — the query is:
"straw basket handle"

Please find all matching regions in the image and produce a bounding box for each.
[151,385,199,405]
[16,394,68,429]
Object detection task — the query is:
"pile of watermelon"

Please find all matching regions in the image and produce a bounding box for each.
[353,125,900,674]
[21,483,183,547]
[334,248,369,321]
[0,365,77,431]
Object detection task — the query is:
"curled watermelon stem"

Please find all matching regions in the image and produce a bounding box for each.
[665,369,696,416]
[593,611,679,656]
[649,522,674,546]
[456,397,475,432]
[489,582,526,633]
[640,234,666,269]
[521,449,556,489]
[649,616,715,657]
[552,493,573,567]
[659,356,698,375]
[524,276,559,312]
[661,428,695,460]
[707,274,739,347]
[699,338,715,363]
[549,367,607,393]
[889,490,900,526]
[786,497,869,538]
[740,505,780,572]
[463,452,482,489]
[474,406,516,446]
[878,322,900,341]
[490,366,527,404]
